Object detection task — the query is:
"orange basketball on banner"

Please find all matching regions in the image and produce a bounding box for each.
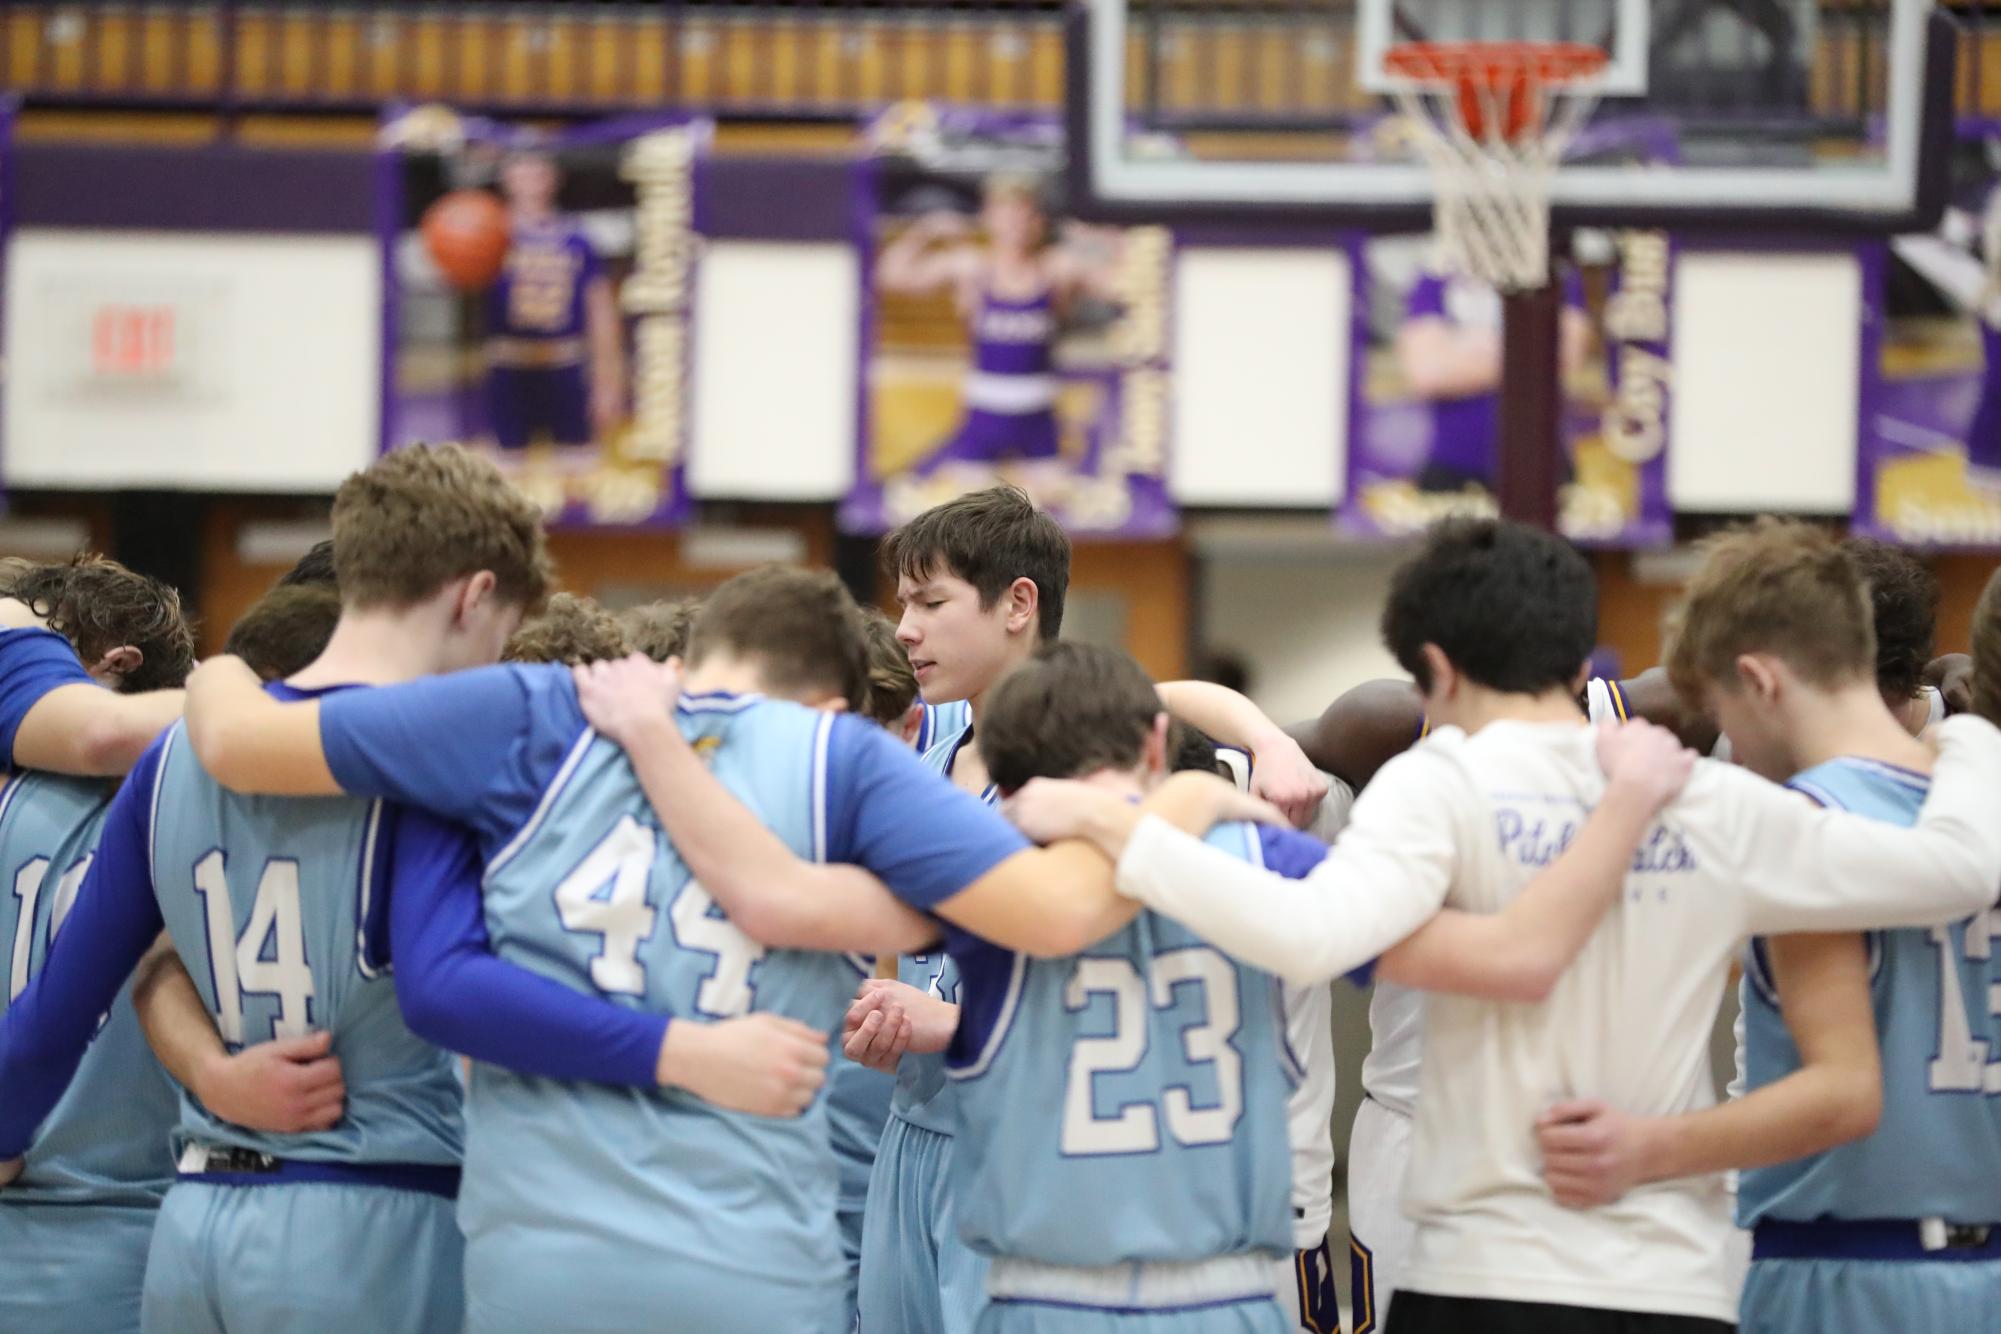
[420,190,510,291]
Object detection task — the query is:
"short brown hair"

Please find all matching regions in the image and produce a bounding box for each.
[882,486,1070,644]
[2,554,196,693]
[859,607,919,727]
[1664,518,1875,706]
[979,642,1161,794]
[686,566,868,711]
[224,585,342,682]
[619,598,699,664]
[504,592,629,666]
[1972,568,2001,727]
[331,444,552,612]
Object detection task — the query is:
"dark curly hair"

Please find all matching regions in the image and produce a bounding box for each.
[1,554,196,693]
[1840,537,1938,703]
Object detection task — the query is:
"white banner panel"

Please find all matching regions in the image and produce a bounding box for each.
[1171,247,1347,507]
[4,230,381,491]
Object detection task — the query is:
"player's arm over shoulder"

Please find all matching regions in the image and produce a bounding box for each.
[0,625,181,778]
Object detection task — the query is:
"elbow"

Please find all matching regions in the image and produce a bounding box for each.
[185,715,246,790]
[1811,1071,1884,1152]
[75,714,144,777]
[1499,952,1566,1003]
[1018,908,1103,960]
[395,979,457,1051]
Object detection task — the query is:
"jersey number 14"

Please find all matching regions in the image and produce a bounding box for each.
[1929,909,2001,1094]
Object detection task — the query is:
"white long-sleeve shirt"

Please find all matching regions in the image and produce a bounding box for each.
[1115,715,2001,1322]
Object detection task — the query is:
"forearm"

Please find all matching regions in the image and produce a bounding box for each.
[15,687,183,777]
[1115,816,1431,985]
[1637,1063,1881,1185]
[399,945,668,1087]
[1155,680,1288,756]
[1376,781,1659,1000]
[132,938,231,1095]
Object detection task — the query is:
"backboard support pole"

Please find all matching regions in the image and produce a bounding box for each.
[1498,280,1562,533]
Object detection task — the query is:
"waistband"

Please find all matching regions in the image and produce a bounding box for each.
[176,1143,461,1200]
[987,1253,1279,1311]
[1753,1218,2001,1264]
[487,337,585,369]
[964,371,1058,414]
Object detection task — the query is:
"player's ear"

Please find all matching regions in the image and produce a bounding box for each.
[455,570,499,623]
[1142,712,1170,777]
[1733,653,1780,703]
[90,644,142,687]
[1417,644,1455,700]
[1569,662,1592,697]
[1003,577,1039,638]
[897,701,925,747]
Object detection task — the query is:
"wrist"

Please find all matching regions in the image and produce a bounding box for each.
[1630,1114,1675,1185]
[1078,795,1143,861]
[191,1047,233,1103]
[653,1017,694,1089]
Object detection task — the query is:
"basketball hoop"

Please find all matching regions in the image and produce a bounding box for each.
[1383,41,1608,292]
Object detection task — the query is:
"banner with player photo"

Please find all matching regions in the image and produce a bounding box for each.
[842,104,1175,538]
[1861,132,2001,547]
[1339,231,1672,548]
[377,106,708,527]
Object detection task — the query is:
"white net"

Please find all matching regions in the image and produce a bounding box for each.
[1386,48,1605,292]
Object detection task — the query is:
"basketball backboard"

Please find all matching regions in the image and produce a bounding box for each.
[1066,0,1953,231]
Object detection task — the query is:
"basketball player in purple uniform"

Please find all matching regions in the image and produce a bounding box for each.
[875,175,1121,482]
[486,151,626,471]
[1397,260,1592,493]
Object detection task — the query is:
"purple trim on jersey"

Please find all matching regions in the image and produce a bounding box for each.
[971,286,1056,378]
[486,219,600,342]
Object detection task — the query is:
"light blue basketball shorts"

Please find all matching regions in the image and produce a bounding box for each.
[140,1179,463,1334]
[1739,1253,2001,1333]
[857,1113,990,1334]
[0,1199,158,1333]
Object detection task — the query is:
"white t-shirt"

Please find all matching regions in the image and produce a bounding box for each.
[1359,680,1633,1118]
[1115,715,2001,1323]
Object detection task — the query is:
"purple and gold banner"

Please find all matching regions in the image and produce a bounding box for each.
[1861,134,2001,547]
[1339,232,1672,547]
[378,106,707,527]
[842,104,1175,537]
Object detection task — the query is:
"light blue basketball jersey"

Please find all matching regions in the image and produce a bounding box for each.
[460,693,861,1303]
[946,819,1299,1266]
[1739,755,2001,1226]
[891,715,992,1136]
[146,722,462,1166]
[0,769,177,1205]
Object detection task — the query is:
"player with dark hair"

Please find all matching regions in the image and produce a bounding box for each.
[275,539,339,591]
[224,585,345,685]
[1005,516,2001,1334]
[1840,536,1943,732]
[486,151,626,472]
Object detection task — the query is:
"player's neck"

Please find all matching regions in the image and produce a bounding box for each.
[1785,681,1934,777]
[681,654,768,699]
[962,635,1039,727]
[1890,689,1933,737]
[1441,682,1584,735]
[290,608,458,688]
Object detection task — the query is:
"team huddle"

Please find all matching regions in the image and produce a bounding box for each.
[0,444,1998,1334]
